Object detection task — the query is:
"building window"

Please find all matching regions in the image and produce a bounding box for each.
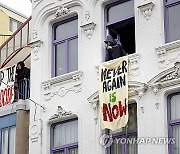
[105,0,135,56]
[167,93,180,154]
[9,18,22,32]
[107,103,137,154]
[52,16,78,77]
[50,119,78,154]
[165,0,180,43]
[0,114,16,154]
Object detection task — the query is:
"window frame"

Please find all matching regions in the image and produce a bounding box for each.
[0,114,16,154]
[106,103,138,154]
[52,16,78,77]
[164,0,180,43]
[167,92,180,154]
[50,118,78,154]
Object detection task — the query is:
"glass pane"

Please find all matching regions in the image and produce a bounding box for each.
[53,120,78,147]
[1,128,8,154]
[108,0,134,23]
[9,126,16,154]
[55,42,67,76]
[69,148,78,154]
[68,38,78,72]
[167,4,180,42]
[55,19,78,40]
[172,125,180,154]
[127,104,137,130]
[53,151,64,154]
[110,138,122,154]
[170,94,180,120]
[127,135,137,154]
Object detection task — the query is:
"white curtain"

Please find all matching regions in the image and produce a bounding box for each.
[172,125,180,154]
[54,151,64,154]
[126,136,138,154]
[9,126,16,154]
[69,148,78,154]
[1,128,8,154]
[170,95,180,120]
[111,141,122,154]
[53,120,78,147]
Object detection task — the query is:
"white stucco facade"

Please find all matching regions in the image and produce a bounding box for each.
[29,0,180,154]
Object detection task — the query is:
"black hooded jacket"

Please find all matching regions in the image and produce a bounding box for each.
[16,61,30,81]
[104,35,127,61]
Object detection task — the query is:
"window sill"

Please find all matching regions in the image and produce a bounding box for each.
[155,40,180,69]
[42,71,83,101]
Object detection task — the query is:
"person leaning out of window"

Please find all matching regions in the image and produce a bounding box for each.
[104,35,127,61]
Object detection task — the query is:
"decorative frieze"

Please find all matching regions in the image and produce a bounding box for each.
[54,5,70,18]
[138,2,154,20]
[80,22,96,39]
[42,71,83,101]
[49,106,72,121]
[155,40,180,69]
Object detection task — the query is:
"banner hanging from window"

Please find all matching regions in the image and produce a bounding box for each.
[99,56,128,131]
[0,65,16,108]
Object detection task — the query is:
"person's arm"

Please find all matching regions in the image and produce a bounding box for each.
[24,68,30,79]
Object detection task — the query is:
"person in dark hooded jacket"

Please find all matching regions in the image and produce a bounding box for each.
[104,35,127,61]
[16,61,30,81]
[16,61,30,100]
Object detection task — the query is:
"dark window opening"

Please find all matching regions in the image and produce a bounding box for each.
[107,17,135,55]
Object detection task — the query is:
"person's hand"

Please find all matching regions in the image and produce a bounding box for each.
[107,46,113,49]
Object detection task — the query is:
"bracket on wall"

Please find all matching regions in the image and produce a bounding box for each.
[138,2,154,20]
[80,22,96,39]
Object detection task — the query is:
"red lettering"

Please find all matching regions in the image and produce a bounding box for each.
[103,103,113,122]
[112,105,119,119]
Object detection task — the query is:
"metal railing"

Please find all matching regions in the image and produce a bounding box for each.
[14,79,30,101]
[0,16,32,68]
[0,34,11,46]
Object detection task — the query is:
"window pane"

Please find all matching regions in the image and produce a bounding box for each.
[172,125,180,154]
[9,126,16,154]
[108,0,134,23]
[55,42,67,76]
[55,19,78,40]
[170,94,180,120]
[127,104,137,130]
[53,120,78,147]
[68,38,78,72]
[127,135,137,154]
[1,128,8,154]
[167,4,180,42]
[110,139,122,154]
[69,148,78,154]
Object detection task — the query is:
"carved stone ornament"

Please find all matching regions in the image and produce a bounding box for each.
[30,120,42,144]
[80,22,96,39]
[32,29,37,39]
[128,54,141,76]
[155,40,180,69]
[85,11,90,21]
[42,71,83,101]
[138,2,154,20]
[29,40,43,61]
[54,5,70,18]
[148,62,180,93]
[49,106,72,121]
[87,91,99,110]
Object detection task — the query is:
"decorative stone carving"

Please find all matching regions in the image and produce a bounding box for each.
[80,22,96,39]
[148,62,180,92]
[30,120,42,143]
[49,106,72,121]
[129,54,140,76]
[32,29,37,39]
[155,40,180,69]
[42,71,83,101]
[155,102,160,109]
[85,11,90,21]
[29,40,43,61]
[138,2,154,20]
[55,5,70,18]
[140,106,145,113]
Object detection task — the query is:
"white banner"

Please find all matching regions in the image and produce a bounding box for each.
[99,56,128,131]
[0,65,16,108]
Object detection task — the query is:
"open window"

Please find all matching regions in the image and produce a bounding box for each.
[105,0,135,56]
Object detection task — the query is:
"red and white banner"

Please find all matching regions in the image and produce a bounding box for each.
[99,56,128,131]
[0,65,16,108]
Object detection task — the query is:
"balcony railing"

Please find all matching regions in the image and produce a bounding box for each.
[15,79,30,101]
[0,16,32,68]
